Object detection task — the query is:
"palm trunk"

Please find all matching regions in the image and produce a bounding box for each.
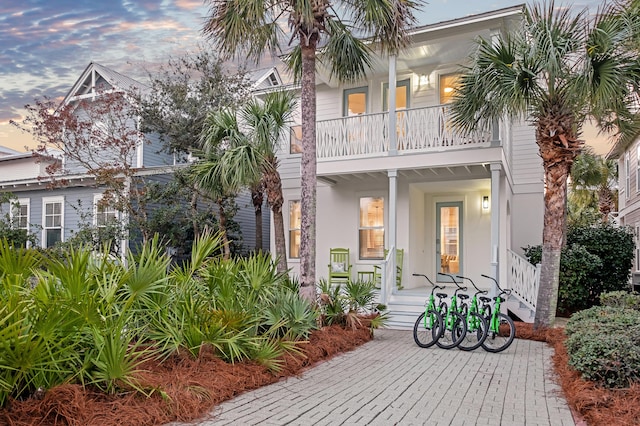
[299,44,318,302]
[251,185,264,251]
[264,162,288,273]
[218,199,230,260]
[533,107,581,329]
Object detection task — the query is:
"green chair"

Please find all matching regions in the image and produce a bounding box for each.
[328,248,352,286]
[374,248,404,289]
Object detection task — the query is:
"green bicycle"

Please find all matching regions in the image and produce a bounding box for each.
[480,274,516,353]
[454,275,489,351]
[434,273,467,350]
[412,273,444,348]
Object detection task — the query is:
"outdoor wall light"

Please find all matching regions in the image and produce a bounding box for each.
[482,195,490,210]
[419,74,429,87]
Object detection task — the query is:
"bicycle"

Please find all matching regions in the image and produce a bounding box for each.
[454,275,489,351]
[411,273,444,348]
[433,273,467,349]
[479,274,516,353]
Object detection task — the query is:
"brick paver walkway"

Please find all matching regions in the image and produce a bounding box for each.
[173,329,575,425]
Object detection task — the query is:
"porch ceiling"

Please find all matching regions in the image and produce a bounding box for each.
[317,163,492,186]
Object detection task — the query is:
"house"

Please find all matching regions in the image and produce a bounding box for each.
[270,5,543,327]
[0,62,270,257]
[608,133,640,289]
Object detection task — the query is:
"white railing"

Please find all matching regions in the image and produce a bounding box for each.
[378,246,396,304]
[507,249,540,311]
[315,105,493,159]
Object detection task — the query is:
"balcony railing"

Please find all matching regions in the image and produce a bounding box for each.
[315,104,494,160]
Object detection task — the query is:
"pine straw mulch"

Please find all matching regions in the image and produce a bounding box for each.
[516,322,640,426]
[0,325,373,426]
[3,322,639,426]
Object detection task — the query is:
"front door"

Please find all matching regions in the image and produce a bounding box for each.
[435,202,462,279]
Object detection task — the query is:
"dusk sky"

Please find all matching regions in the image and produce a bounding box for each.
[1,0,606,153]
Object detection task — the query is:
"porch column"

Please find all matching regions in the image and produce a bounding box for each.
[388,55,397,156]
[490,163,501,297]
[385,168,398,303]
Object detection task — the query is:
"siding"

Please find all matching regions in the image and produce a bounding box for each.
[510,120,542,186]
[142,132,175,167]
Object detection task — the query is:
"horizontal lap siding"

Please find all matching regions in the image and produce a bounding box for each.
[510,121,542,186]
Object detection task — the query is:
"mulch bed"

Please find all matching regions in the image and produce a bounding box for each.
[0,325,373,426]
[515,322,640,426]
[2,322,638,425]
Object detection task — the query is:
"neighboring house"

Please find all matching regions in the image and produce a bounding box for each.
[270,5,543,327]
[0,62,270,256]
[609,133,640,288]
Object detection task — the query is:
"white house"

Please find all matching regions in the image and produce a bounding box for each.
[271,5,543,327]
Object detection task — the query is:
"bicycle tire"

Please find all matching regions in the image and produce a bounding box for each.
[413,310,442,348]
[456,312,488,351]
[435,312,467,349]
[439,301,448,319]
[482,313,516,353]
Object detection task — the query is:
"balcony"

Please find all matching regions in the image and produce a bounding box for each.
[315,104,495,161]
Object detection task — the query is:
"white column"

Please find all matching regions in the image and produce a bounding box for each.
[388,55,397,155]
[385,169,398,302]
[490,163,502,297]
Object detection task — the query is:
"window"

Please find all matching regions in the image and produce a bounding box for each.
[359,197,384,259]
[42,197,63,248]
[94,195,118,227]
[11,198,29,230]
[439,73,461,104]
[289,200,301,258]
[626,151,631,198]
[636,145,640,193]
[290,125,302,154]
[343,87,368,116]
[383,79,410,111]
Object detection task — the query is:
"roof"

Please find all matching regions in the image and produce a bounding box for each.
[410,4,525,36]
[61,62,148,106]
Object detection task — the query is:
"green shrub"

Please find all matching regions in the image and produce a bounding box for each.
[565,306,640,388]
[523,223,634,315]
[600,291,640,311]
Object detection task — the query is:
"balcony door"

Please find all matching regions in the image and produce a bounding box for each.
[435,202,463,278]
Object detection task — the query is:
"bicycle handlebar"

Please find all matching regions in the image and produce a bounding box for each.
[456,275,487,295]
[412,273,445,290]
[480,274,512,296]
[437,272,467,292]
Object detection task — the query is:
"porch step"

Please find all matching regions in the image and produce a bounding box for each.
[505,296,535,323]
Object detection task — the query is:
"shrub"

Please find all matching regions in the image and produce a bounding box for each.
[600,291,640,311]
[565,306,640,388]
[523,223,634,315]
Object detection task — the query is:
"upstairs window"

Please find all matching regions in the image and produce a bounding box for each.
[439,73,461,104]
[290,125,302,154]
[43,197,63,248]
[289,200,301,258]
[343,87,368,116]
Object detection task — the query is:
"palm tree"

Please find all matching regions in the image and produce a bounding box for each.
[202,0,422,300]
[568,147,618,227]
[449,1,640,328]
[194,91,297,271]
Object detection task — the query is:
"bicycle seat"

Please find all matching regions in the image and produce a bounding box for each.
[458,294,469,301]
[479,296,491,303]
[436,293,448,299]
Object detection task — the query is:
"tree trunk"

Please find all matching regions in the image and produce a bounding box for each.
[533,106,581,329]
[251,184,264,251]
[264,161,288,273]
[218,199,230,260]
[190,191,200,239]
[299,44,318,302]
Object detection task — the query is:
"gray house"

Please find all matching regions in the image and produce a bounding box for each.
[1,62,269,256]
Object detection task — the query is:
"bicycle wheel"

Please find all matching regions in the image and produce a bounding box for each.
[435,312,467,349]
[482,313,516,353]
[439,302,448,319]
[456,312,488,351]
[413,310,442,348]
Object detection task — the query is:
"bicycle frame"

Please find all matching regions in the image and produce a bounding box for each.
[481,274,511,333]
[412,273,443,329]
[438,273,467,331]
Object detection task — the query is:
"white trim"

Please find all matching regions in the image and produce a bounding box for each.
[42,196,64,248]
[357,194,386,261]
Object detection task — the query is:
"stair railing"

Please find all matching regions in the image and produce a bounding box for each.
[507,249,540,312]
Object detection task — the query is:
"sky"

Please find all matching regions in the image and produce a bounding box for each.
[0,0,606,153]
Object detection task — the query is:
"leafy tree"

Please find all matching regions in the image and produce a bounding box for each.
[196,90,297,272]
[12,91,158,246]
[568,146,618,227]
[136,50,252,244]
[450,1,640,328]
[202,0,423,299]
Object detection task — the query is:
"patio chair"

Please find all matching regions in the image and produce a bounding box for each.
[373,248,404,290]
[328,248,352,286]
